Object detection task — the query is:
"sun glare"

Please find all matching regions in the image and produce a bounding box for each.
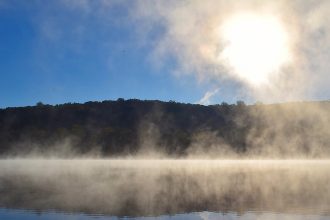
[218,13,291,86]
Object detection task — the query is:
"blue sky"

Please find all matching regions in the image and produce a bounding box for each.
[0,1,230,108]
[1,1,330,108]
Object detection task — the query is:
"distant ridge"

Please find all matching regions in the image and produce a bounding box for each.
[1,99,330,158]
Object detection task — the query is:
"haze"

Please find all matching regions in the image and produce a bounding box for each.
[1,0,330,219]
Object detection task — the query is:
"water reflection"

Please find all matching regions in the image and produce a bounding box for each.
[0,160,330,218]
[1,209,330,220]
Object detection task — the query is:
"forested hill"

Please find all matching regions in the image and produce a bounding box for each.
[0,99,330,158]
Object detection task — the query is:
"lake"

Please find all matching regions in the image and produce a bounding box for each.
[0,159,330,219]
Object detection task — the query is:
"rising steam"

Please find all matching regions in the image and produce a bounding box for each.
[1,159,330,216]
[131,0,330,102]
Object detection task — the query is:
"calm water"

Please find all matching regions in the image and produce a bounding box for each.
[2,209,330,220]
[0,159,330,219]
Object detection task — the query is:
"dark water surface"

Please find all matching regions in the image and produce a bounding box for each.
[0,159,330,219]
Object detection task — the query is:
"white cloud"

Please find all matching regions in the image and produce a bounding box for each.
[197,88,219,105]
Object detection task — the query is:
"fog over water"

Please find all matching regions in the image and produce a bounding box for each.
[1,102,330,219]
[2,1,330,219]
[1,159,330,218]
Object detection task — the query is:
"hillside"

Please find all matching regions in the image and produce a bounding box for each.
[0,99,330,158]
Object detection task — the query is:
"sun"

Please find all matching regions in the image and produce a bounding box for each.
[218,13,291,86]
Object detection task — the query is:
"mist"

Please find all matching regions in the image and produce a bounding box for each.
[1,159,330,217]
[130,0,330,103]
[1,101,330,218]
[1,101,330,159]
[1,1,330,219]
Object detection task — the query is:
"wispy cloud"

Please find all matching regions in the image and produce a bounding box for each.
[197,88,219,105]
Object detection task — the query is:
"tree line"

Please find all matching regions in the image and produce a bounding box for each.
[0,99,329,157]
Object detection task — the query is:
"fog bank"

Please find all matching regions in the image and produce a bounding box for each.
[0,159,330,216]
